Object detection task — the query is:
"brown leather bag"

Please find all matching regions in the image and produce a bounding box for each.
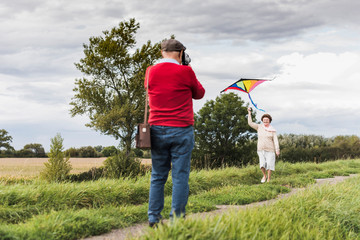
[135,123,151,149]
[135,68,151,149]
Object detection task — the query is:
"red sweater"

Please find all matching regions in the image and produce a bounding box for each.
[145,62,205,127]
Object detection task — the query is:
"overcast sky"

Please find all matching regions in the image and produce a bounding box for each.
[1,0,360,151]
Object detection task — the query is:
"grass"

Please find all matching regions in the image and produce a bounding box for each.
[138,175,360,240]
[0,159,359,239]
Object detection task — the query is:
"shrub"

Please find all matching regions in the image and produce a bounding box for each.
[133,148,144,158]
[103,151,143,178]
[40,134,72,182]
[67,167,106,182]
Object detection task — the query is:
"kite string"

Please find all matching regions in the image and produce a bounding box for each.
[248,93,265,112]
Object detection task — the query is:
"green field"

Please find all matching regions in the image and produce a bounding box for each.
[0,159,359,239]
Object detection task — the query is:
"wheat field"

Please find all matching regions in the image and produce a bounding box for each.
[0,157,152,178]
[0,157,107,178]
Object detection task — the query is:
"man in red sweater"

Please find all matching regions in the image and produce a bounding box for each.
[146,39,205,227]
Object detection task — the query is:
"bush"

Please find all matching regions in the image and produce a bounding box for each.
[40,134,72,182]
[67,167,106,182]
[103,151,143,178]
[133,148,144,158]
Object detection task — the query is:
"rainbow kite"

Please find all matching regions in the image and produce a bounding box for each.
[221,78,270,112]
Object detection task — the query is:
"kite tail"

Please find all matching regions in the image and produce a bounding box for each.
[248,94,265,112]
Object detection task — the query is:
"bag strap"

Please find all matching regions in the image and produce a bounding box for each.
[144,67,151,124]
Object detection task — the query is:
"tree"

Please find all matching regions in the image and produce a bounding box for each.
[78,146,97,157]
[332,135,360,158]
[193,92,257,169]
[40,134,72,182]
[101,146,118,157]
[65,147,79,157]
[0,129,14,151]
[278,134,331,149]
[23,143,46,157]
[94,145,103,153]
[70,18,162,154]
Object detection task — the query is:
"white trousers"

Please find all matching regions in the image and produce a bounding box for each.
[257,150,275,171]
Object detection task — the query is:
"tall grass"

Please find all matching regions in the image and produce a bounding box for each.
[0,159,359,239]
[139,175,360,240]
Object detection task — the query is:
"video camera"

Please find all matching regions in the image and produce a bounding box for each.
[182,52,191,66]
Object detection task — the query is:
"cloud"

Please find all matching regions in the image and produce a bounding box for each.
[130,0,324,43]
[249,51,360,137]
[1,0,360,150]
[0,1,125,55]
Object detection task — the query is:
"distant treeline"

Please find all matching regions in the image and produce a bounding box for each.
[0,145,119,158]
[278,134,360,163]
[0,144,150,158]
[0,143,47,158]
[191,134,360,169]
[1,135,359,165]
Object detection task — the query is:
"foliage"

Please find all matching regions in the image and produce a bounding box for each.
[67,167,106,182]
[65,146,101,157]
[64,147,78,157]
[101,146,118,157]
[1,141,46,158]
[22,143,46,157]
[70,18,162,154]
[0,149,14,158]
[142,149,151,159]
[133,148,144,158]
[94,145,104,152]
[279,134,360,163]
[193,92,257,169]
[103,151,144,178]
[77,146,99,157]
[0,129,14,151]
[40,134,72,182]
[333,135,360,152]
[278,133,332,149]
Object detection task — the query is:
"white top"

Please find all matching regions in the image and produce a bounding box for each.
[248,116,280,152]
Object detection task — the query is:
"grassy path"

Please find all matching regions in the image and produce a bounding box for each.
[83,174,358,240]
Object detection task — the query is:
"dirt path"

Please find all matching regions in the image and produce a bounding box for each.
[82,174,358,240]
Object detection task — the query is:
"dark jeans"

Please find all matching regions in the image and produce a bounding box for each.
[148,125,194,223]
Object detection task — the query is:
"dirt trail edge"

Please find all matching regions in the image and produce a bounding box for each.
[82,174,358,240]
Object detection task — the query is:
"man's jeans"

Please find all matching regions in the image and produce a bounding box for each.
[148,125,194,223]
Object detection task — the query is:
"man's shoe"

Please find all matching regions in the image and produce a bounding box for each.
[149,222,158,228]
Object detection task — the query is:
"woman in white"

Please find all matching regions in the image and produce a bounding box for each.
[247,108,280,183]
